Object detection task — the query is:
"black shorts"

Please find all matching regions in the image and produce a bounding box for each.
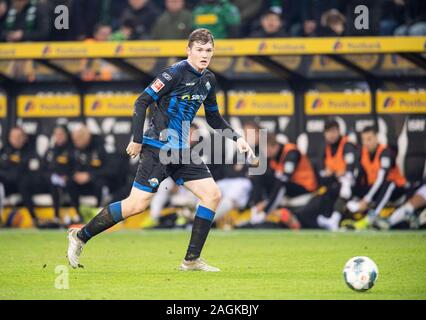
[133,144,212,193]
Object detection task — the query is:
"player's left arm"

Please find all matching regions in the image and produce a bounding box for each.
[204,75,254,158]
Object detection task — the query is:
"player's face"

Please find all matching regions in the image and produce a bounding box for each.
[187,41,214,72]
[54,127,68,147]
[9,128,26,149]
[324,127,340,144]
[361,132,378,152]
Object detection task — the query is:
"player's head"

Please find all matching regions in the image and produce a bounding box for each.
[324,119,340,145]
[8,126,27,149]
[72,124,92,149]
[187,28,214,72]
[53,125,70,147]
[361,126,379,152]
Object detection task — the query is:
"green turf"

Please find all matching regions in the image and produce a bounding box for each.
[0,229,425,300]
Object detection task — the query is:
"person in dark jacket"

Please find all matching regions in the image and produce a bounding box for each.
[68,125,109,211]
[43,125,82,225]
[1,0,50,42]
[250,9,288,38]
[0,127,39,226]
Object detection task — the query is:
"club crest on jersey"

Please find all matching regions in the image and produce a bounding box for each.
[151,79,165,93]
[148,178,159,188]
[206,81,211,91]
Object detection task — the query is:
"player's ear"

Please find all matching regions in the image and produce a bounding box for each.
[186,46,191,55]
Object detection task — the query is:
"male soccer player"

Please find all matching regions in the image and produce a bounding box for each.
[67,28,254,271]
[250,133,318,224]
[316,120,358,231]
[347,126,406,228]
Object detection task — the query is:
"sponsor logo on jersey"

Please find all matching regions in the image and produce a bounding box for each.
[185,82,195,86]
[206,81,211,91]
[151,79,165,93]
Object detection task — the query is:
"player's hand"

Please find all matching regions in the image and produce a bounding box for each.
[236,137,255,159]
[126,141,142,159]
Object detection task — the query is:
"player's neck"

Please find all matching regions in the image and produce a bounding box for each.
[186,59,205,74]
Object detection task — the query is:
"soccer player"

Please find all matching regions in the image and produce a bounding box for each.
[250,133,318,224]
[347,126,406,229]
[67,28,254,271]
[316,120,359,231]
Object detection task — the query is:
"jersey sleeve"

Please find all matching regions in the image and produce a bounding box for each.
[143,67,179,102]
[132,67,180,143]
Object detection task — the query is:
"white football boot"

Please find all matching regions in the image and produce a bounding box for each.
[67,228,85,268]
[179,258,220,272]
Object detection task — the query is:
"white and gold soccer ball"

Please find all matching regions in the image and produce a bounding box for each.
[343,256,379,291]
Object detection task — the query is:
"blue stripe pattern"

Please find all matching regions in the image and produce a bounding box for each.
[195,205,215,222]
[133,181,154,193]
[108,201,123,223]
[144,87,159,101]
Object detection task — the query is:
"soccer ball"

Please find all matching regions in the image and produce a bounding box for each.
[343,256,379,291]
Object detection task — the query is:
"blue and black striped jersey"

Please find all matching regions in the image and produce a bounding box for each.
[132,59,239,149]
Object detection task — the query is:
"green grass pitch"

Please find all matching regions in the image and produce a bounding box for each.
[1,229,425,300]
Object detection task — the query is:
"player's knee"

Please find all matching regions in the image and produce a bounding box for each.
[210,187,222,206]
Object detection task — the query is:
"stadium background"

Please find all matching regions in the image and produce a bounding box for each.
[0,0,425,228]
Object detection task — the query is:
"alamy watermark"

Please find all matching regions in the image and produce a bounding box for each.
[54,265,69,289]
[54,5,69,30]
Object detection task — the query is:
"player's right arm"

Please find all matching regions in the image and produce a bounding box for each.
[127,69,178,158]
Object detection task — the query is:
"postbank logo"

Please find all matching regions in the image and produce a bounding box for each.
[228,92,294,116]
[377,91,426,114]
[85,94,139,117]
[305,92,371,115]
[18,95,80,117]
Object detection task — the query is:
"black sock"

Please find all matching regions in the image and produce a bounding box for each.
[77,201,123,243]
[185,206,215,261]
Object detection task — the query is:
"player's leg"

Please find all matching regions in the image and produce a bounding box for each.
[387,185,425,228]
[67,145,164,268]
[67,186,155,268]
[180,177,221,271]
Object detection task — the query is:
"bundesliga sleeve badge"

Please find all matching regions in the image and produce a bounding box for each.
[151,79,165,93]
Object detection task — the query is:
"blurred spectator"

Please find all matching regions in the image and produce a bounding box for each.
[319,9,346,37]
[69,125,108,210]
[232,0,263,36]
[69,0,113,40]
[193,0,241,39]
[0,127,39,226]
[81,23,114,81]
[110,18,136,41]
[119,0,161,39]
[0,0,9,26]
[1,0,50,42]
[151,0,192,39]
[380,0,406,35]
[394,0,426,36]
[250,9,287,38]
[288,0,342,37]
[43,125,82,226]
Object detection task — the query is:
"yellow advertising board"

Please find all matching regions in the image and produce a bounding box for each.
[228,92,294,116]
[0,94,6,118]
[305,92,371,115]
[17,95,80,117]
[0,37,424,59]
[197,91,225,116]
[377,91,426,114]
[84,93,139,117]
